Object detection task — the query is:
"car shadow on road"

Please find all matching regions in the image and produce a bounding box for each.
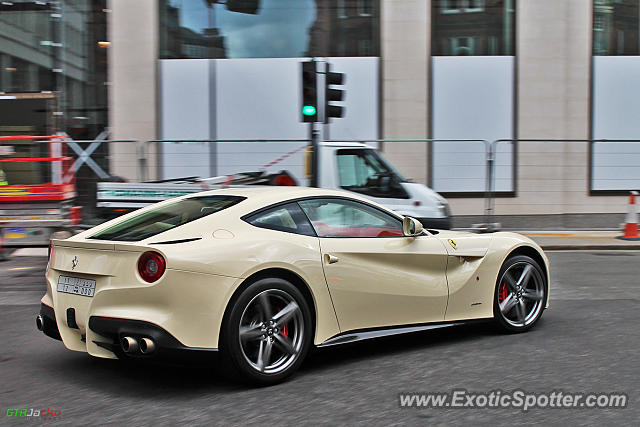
[39,320,510,395]
[303,320,500,373]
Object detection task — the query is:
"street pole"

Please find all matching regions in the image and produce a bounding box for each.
[484,143,495,231]
[308,58,319,187]
[310,123,319,187]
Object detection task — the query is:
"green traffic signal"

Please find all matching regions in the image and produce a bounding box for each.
[302,105,316,116]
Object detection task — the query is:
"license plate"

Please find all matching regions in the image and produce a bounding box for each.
[57,276,96,297]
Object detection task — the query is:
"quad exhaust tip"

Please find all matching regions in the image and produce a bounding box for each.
[121,336,156,354]
[121,336,139,353]
[36,315,44,331]
[139,338,156,354]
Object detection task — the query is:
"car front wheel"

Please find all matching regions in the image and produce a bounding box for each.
[493,255,547,333]
[220,277,312,385]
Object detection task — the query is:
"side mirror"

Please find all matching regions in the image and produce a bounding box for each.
[402,216,424,237]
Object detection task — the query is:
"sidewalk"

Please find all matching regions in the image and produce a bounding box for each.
[519,231,640,251]
[3,232,639,259]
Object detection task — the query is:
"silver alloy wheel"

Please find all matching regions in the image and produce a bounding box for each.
[238,289,304,374]
[497,261,545,327]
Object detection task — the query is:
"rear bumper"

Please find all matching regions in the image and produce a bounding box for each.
[88,316,217,359]
[39,303,62,341]
[37,303,218,359]
[43,267,238,359]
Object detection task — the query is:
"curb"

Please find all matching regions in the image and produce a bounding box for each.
[540,244,640,251]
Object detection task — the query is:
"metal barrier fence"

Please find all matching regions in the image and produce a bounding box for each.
[344,138,640,226]
[487,139,640,226]
[3,137,640,224]
[144,139,311,183]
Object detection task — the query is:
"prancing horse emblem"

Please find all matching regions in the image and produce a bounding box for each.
[71,256,78,270]
[448,239,457,250]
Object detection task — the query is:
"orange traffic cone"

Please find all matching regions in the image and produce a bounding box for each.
[618,191,640,241]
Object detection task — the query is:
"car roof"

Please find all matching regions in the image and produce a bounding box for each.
[189,186,395,216]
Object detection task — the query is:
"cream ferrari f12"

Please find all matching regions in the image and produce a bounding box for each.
[39,187,550,384]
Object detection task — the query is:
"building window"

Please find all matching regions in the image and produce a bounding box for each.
[617,29,625,53]
[358,39,371,55]
[593,0,639,55]
[337,0,347,18]
[338,40,346,56]
[441,0,485,14]
[432,0,514,55]
[488,35,498,54]
[358,0,373,16]
[0,0,108,136]
[159,0,380,59]
[447,37,476,55]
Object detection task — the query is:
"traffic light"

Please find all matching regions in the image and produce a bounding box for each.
[301,60,317,122]
[325,64,345,122]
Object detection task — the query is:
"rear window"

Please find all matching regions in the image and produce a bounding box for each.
[90,195,244,241]
[244,203,316,236]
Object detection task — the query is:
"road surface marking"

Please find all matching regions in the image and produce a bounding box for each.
[524,233,575,237]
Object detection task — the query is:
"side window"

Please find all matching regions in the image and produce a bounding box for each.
[336,149,409,199]
[298,198,403,238]
[245,203,316,237]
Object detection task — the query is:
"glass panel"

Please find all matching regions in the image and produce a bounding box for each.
[159,0,380,59]
[298,198,403,237]
[593,0,640,55]
[0,0,108,136]
[336,149,409,199]
[91,195,244,241]
[432,0,514,55]
[245,203,316,236]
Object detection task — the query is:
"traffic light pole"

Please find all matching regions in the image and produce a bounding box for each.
[309,122,319,187]
[304,58,322,188]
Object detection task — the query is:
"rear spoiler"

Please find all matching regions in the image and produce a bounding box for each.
[52,239,150,253]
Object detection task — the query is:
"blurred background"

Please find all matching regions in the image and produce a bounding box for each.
[1,0,640,247]
[1,3,639,424]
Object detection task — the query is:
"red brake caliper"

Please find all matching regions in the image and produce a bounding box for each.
[277,308,289,338]
[498,282,509,303]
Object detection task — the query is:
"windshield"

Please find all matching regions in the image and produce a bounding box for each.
[90,195,244,241]
[336,149,408,199]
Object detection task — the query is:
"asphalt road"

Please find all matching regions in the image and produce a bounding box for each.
[1,251,638,425]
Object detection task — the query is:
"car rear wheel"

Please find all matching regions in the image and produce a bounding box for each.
[493,255,547,333]
[220,277,312,385]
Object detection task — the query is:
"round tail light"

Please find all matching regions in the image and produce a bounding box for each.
[138,251,166,283]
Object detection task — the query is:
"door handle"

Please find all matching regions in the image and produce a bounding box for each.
[324,254,339,264]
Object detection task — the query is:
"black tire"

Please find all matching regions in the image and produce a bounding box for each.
[219,277,312,385]
[493,255,547,333]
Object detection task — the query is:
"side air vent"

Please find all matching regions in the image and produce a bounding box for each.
[150,237,202,245]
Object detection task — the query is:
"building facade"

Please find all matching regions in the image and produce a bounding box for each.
[0,0,108,138]
[0,0,108,211]
[106,0,640,227]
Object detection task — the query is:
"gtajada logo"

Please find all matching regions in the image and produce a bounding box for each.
[6,408,61,417]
